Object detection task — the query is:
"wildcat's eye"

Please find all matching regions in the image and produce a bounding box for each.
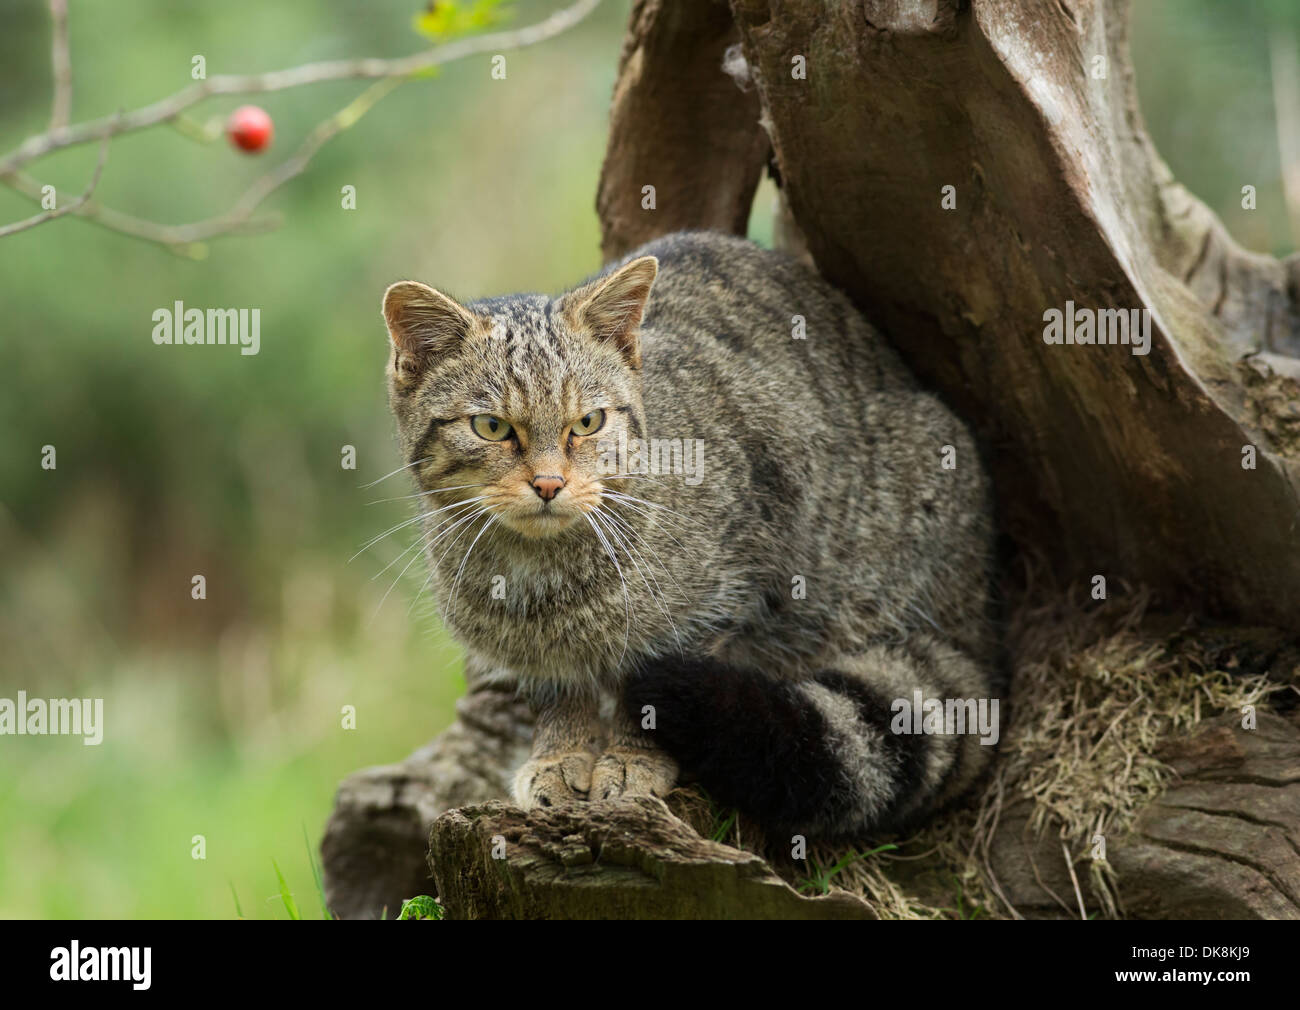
[470,414,513,441]
[571,409,606,437]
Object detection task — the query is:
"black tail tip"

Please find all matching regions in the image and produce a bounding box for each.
[622,655,858,836]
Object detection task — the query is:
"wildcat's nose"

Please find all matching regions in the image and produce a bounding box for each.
[531,474,565,501]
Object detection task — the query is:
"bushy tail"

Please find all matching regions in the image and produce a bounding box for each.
[623,645,996,839]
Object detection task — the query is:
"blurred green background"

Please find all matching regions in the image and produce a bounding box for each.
[0,0,1295,918]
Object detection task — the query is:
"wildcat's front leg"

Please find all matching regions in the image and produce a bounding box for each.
[589,694,678,801]
[513,690,604,809]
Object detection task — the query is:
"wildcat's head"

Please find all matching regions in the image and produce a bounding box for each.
[381,255,657,540]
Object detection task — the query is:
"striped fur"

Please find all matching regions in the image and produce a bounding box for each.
[625,638,999,837]
[382,230,1002,838]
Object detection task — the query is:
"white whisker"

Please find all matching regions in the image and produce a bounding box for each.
[592,506,683,655]
[601,494,693,552]
[406,505,498,615]
[358,456,433,489]
[369,505,487,624]
[370,498,486,580]
[584,512,632,668]
[365,482,487,506]
[600,491,702,534]
[352,494,492,562]
[447,511,500,621]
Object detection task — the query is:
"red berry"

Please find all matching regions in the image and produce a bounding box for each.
[226,105,274,153]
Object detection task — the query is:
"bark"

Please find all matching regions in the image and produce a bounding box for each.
[1113,712,1300,919]
[321,707,1300,919]
[986,713,1300,919]
[428,797,873,919]
[598,0,1300,631]
[597,0,770,257]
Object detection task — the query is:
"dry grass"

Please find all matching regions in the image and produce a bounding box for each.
[704,584,1289,919]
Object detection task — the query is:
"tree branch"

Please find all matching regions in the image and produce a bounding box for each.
[3,76,404,257]
[0,133,108,239]
[0,0,601,178]
[0,0,604,252]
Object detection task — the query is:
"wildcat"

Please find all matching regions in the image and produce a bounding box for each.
[381,231,1001,838]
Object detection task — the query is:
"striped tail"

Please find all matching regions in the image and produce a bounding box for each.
[623,645,997,839]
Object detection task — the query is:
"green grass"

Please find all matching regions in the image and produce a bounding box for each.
[229,831,340,920]
[272,860,301,920]
[798,844,899,896]
[709,808,738,844]
[0,629,464,919]
[304,824,331,919]
[939,875,989,921]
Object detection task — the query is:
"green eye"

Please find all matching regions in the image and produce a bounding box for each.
[471,414,513,441]
[571,409,606,437]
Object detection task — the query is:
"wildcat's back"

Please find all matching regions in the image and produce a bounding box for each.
[381,230,1000,840]
[637,233,995,670]
[624,233,1000,834]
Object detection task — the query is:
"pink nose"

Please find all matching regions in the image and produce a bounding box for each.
[532,474,565,501]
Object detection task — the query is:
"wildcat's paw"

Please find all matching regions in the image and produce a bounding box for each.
[589,746,679,801]
[513,751,596,809]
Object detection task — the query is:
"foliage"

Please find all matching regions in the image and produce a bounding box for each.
[0,0,623,918]
[398,895,444,920]
[413,0,511,41]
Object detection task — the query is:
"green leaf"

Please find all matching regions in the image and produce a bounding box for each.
[303,824,332,920]
[272,859,301,921]
[709,809,738,842]
[412,0,511,43]
[796,843,899,896]
[398,895,445,920]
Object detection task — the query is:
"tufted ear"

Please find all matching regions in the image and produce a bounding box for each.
[382,281,478,387]
[561,255,658,368]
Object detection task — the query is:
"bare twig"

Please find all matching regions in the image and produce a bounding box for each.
[0,166,275,257]
[4,76,404,257]
[222,77,405,234]
[0,0,602,178]
[48,0,72,130]
[0,0,602,251]
[0,134,109,239]
[973,771,1024,920]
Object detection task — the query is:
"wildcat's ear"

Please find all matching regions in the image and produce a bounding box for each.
[561,255,658,368]
[382,281,477,388]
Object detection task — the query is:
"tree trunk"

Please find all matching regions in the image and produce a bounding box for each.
[321,0,1300,919]
[428,797,874,919]
[600,0,1300,631]
[321,702,1300,920]
[596,0,770,251]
